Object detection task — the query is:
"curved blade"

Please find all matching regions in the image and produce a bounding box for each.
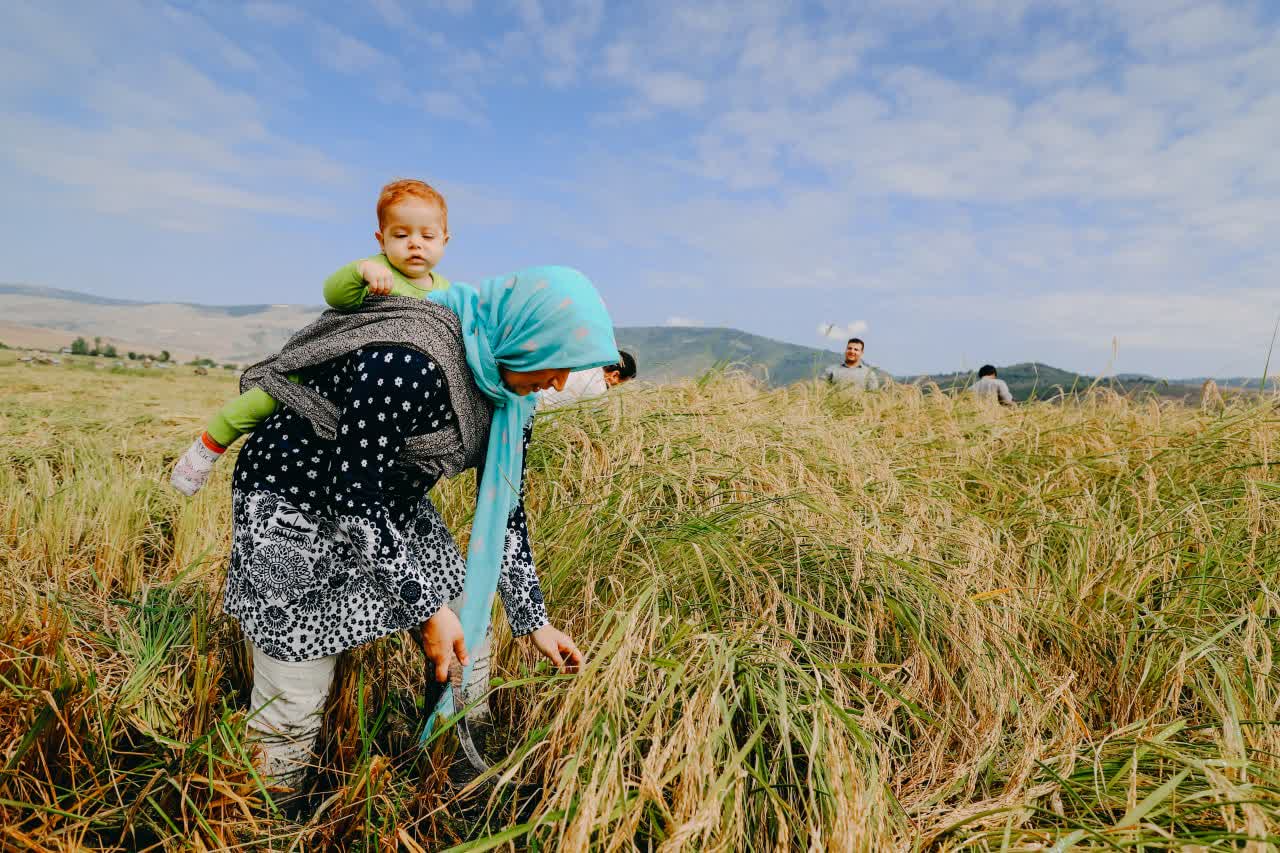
[419,653,491,775]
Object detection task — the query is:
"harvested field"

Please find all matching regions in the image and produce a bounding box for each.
[3,352,1280,849]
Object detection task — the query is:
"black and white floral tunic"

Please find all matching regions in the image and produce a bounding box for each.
[224,345,548,662]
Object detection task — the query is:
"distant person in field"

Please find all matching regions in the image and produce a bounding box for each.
[822,338,881,390]
[171,179,454,496]
[971,364,1014,406]
[538,350,637,409]
[212,267,615,792]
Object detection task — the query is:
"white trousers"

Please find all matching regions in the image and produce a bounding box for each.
[246,642,337,790]
[245,623,495,788]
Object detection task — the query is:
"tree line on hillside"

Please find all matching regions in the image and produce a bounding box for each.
[188,357,239,370]
[60,337,238,370]
[70,336,125,358]
[72,336,173,362]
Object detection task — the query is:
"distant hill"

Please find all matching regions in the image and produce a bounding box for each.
[903,362,1209,402]
[1155,375,1280,391]
[0,284,848,382]
[614,326,848,386]
[0,283,1258,396]
[0,283,292,315]
[0,283,146,307]
[0,283,323,364]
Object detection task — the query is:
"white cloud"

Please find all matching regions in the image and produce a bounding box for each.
[607,0,1276,243]
[368,0,412,28]
[272,9,476,123]
[864,0,1043,28]
[635,71,707,110]
[1123,1,1263,57]
[589,2,1279,320]
[367,0,471,39]
[650,272,707,290]
[432,181,517,227]
[243,2,303,26]
[313,23,386,73]
[819,321,869,341]
[513,0,605,85]
[600,4,874,118]
[736,25,873,101]
[0,1,345,230]
[160,5,260,71]
[995,289,1280,368]
[1001,41,1102,85]
[665,316,706,327]
[5,113,337,230]
[421,91,487,126]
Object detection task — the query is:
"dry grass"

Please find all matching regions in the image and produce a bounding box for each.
[3,352,1280,850]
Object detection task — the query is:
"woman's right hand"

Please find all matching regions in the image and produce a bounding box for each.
[358,259,395,296]
[420,607,468,683]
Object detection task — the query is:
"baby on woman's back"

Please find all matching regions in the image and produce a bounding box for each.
[171,179,453,496]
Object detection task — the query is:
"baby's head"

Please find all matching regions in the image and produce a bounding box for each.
[375,179,450,280]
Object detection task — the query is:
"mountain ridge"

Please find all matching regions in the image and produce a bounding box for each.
[0,283,1258,394]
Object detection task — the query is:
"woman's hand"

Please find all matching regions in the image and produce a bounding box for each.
[528,624,583,673]
[358,259,395,296]
[420,607,468,683]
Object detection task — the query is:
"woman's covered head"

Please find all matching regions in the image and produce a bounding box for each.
[476,267,619,395]
[429,265,619,404]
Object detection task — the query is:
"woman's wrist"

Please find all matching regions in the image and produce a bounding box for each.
[514,616,550,638]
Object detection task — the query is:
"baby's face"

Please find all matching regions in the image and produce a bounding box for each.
[376,200,449,280]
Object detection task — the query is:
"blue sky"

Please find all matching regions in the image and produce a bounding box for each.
[2,0,1278,377]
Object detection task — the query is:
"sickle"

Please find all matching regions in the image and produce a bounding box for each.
[420,651,491,774]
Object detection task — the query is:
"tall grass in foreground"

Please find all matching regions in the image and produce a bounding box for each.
[3,355,1280,850]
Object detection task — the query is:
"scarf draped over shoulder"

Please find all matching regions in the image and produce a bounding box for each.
[239,296,492,483]
[424,266,619,730]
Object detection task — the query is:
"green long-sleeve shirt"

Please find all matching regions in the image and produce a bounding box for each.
[322,255,450,308]
[205,256,449,447]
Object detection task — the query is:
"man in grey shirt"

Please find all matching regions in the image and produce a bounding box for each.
[972,364,1014,406]
[822,338,881,390]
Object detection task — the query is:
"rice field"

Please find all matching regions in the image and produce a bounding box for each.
[3,351,1280,850]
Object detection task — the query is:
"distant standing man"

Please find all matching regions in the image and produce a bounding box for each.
[822,338,881,390]
[972,364,1014,406]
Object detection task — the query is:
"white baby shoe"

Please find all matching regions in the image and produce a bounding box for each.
[170,436,224,496]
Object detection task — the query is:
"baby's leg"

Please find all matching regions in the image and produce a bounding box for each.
[172,388,279,495]
[208,387,280,448]
[245,641,338,792]
[170,433,227,495]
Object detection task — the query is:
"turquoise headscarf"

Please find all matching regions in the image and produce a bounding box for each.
[423,266,619,731]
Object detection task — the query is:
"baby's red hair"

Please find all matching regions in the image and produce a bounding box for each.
[376,179,448,232]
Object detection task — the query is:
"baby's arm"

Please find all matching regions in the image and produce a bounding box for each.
[323,257,395,310]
